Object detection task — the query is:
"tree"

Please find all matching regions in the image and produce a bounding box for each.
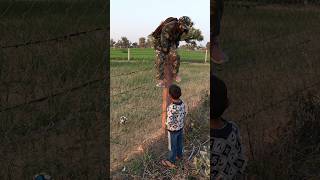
[146,35,155,48]
[114,37,131,48]
[139,37,146,48]
[114,40,122,48]
[189,41,197,49]
[180,27,204,50]
[120,36,131,48]
[131,42,138,48]
[181,27,204,42]
[206,42,210,50]
[110,38,115,48]
[180,41,198,50]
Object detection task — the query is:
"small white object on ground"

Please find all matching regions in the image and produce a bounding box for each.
[122,166,126,172]
[120,116,127,125]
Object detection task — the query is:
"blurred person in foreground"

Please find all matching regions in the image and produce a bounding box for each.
[211,74,247,179]
[211,0,228,65]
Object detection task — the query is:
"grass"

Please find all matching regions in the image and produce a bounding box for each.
[111,93,210,179]
[110,48,208,62]
[110,60,210,176]
[0,0,106,44]
[215,4,320,179]
[0,1,107,179]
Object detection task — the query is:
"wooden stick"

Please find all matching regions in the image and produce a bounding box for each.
[162,54,173,129]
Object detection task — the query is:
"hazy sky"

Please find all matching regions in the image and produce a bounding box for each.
[110,0,210,46]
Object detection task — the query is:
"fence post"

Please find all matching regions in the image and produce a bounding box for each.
[128,48,130,61]
[205,49,208,63]
[162,55,173,130]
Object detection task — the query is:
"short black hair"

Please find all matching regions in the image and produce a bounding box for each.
[169,84,181,100]
[211,74,229,119]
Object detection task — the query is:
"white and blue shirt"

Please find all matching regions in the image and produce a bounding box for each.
[166,100,186,131]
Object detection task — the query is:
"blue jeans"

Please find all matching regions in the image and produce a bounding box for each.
[167,129,183,163]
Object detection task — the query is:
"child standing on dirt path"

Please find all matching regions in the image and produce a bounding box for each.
[161,84,186,168]
[211,74,247,179]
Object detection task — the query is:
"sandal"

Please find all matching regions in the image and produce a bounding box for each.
[161,159,176,168]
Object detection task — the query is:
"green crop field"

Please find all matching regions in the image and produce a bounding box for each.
[110,48,208,62]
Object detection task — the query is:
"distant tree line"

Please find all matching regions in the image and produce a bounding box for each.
[110,27,210,50]
[110,35,155,49]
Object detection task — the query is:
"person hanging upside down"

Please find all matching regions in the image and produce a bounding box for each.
[151,16,193,87]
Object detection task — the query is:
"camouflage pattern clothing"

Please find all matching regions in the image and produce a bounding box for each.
[155,48,180,80]
[154,19,185,80]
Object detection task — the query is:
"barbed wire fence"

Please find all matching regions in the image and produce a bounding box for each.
[0,1,107,179]
[213,1,320,178]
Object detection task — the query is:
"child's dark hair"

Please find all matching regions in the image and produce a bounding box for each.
[169,84,181,100]
[211,73,229,119]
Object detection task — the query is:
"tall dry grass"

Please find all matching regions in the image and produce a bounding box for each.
[215,4,320,179]
[0,1,107,179]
